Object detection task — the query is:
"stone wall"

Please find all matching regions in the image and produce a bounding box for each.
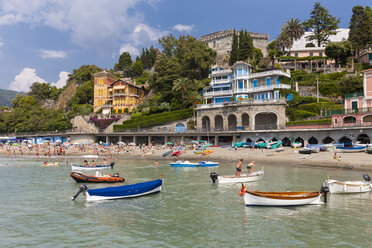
[71,116,99,133]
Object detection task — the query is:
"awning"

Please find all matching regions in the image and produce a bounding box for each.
[212,84,231,88]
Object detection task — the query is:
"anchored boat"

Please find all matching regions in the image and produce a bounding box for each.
[70,171,125,183]
[71,178,163,202]
[170,160,219,167]
[239,184,329,207]
[71,162,114,171]
[210,169,264,184]
[325,174,371,193]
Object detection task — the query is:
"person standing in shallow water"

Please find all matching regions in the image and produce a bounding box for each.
[154,160,159,167]
[236,159,243,176]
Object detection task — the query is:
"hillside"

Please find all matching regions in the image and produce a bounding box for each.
[0,89,23,107]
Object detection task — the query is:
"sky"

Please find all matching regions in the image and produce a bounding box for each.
[0,0,371,92]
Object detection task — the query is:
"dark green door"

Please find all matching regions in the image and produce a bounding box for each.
[352,101,358,113]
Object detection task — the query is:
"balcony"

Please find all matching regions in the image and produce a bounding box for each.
[235,84,291,94]
[344,92,363,99]
[204,90,233,97]
[197,98,287,109]
[113,93,127,97]
[210,69,232,76]
[250,70,291,79]
[210,79,231,85]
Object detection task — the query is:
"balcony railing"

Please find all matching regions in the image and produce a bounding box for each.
[204,90,233,97]
[323,107,372,116]
[344,92,364,99]
[210,69,232,75]
[197,98,287,109]
[210,79,231,85]
[235,84,291,94]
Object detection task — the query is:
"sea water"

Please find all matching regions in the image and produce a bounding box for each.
[1,157,372,247]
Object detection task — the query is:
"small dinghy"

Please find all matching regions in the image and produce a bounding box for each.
[171,151,181,157]
[70,171,125,183]
[41,162,60,167]
[170,160,219,167]
[325,174,372,193]
[336,146,366,153]
[239,184,329,207]
[299,149,312,154]
[71,162,114,171]
[162,151,172,157]
[71,178,163,202]
[210,169,264,184]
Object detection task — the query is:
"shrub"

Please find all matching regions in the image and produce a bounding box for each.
[124,108,129,113]
[91,117,121,129]
[286,108,318,121]
[297,102,342,114]
[286,119,331,126]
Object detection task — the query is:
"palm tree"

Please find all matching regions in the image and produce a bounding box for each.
[186,79,205,120]
[282,18,304,42]
[172,77,190,108]
[275,31,293,52]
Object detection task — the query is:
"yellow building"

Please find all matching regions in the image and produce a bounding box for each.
[93,71,145,114]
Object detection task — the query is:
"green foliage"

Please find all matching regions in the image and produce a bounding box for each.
[114,109,192,131]
[229,30,239,65]
[287,119,332,126]
[28,82,61,101]
[238,30,254,61]
[275,31,293,51]
[114,52,132,76]
[286,108,318,121]
[339,75,363,95]
[266,40,283,60]
[305,43,315,47]
[71,104,93,116]
[252,48,263,67]
[131,60,144,77]
[325,41,353,66]
[278,56,328,61]
[69,80,94,106]
[140,46,158,70]
[366,6,372,43]
[282,18,304,41]
[319,81,340,97]
[349,6,371,50]
[303,2,340,47]
[69,65,101,84]
[297,102,342,114]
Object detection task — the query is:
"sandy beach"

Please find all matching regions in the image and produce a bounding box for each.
[1,144,372,171]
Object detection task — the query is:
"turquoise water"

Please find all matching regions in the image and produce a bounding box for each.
[1,157,372,247]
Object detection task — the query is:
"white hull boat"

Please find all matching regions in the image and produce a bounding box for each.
[71,162,114,171]
[242,191,324,206]
[325,174,371,193]
[210,169,264,184]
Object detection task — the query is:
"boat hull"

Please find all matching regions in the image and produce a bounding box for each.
[170,161,219,167]
[336,147,366,153]
[70,172,124,183]
[325,180,372,193]
[85,179,163,202]
[218,170,264,184]
[243,191,323,206]
[71,164,111,171]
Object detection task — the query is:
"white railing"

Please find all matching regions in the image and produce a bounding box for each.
[235,84,291,94]
[197,98,287,109]
[210,69,232,75]
[249,70,291,79]
[204,90,233,97]
[210,79,231,85]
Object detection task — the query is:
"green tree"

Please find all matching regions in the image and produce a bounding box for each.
[114,52,132,76]
[282,18,304,42]
[276,32,293,52]
[159,34,178,57]
[28,82,52,101]
[69,80,94,106]
[365,6,372,43]
[339,75,363,95]
[349,6,371,50]
[325,41,352,66]
[229,30,239,65]
[69,65,101,84]
[172,77,190,108]
[238,30,254,61]
[303,2,340,47]
[186,79,204,120]
[131,60,144,78]
[252,48,263,67]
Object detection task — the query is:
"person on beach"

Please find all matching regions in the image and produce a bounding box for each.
[91,160,96,167]
[102,158,107,166]
[236,159,243,176]
[247,161,256,174]
[154,160,159,167]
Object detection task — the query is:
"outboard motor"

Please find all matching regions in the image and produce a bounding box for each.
[210,172,218,184]
[363,174,371,182]
[71,184,87,201]
[113,173,120,177]
[110,162,115,169]
[320,183,330,203]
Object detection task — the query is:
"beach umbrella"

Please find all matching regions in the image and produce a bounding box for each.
[190,141,198,143]
[103,143,111,146]
[12,143,20,146]
[167,142,173,145]
[117,141,126,145]
[129,142,136,146]
[198,140,206,143]
[44,140,50,143]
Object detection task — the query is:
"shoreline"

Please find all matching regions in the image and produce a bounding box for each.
[1,147,372,172]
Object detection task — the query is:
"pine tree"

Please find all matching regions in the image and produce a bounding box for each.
[365,6,372,44]
[238,30,254,61]
[229,30,239,65]
[349,6,371,50]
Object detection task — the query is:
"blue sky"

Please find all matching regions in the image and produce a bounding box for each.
[0,0,370,92]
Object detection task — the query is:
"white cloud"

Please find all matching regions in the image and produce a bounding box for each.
[119,43,140,57]
[172,24,194,33]
[8,68,47,92]
[41,50,67,59]
[51,71,69,88]
[8,68,69,92]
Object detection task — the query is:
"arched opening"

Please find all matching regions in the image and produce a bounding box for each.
[242,113,249,127]
[308,137,318,144]
[256,138,266,143]
[214,115,223,131]
[271,138,278,142]
[343,116,356,124]
[228,114,237,130]
[246,138,253,143]
[323,136,334,144]
[362,115,372,123]
[201,116,210,131]
[295,137,304,147]
[357,134,370,144]
[255,112,277,130]
[339,136,352,144]
[175,123,185,133]
[282,137,291,147]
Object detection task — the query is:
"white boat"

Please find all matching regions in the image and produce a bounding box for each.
[71,162,114,171]
[325,174,371,193]
[210,169,264,184]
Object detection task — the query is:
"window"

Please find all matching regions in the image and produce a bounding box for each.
[319,52,323,56]
[288,53,291,56]
[266,78,271,86]
[253,79,257,88]
[334,118,338,125]
[276,77,280,84]
[295,53,298,57]
[310,52,313,57]
[274,90,279,99]
[239,81,243,89]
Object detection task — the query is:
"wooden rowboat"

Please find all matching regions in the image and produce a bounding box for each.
[239,184,329,207]
[70,171,125,183]
[71,178,163,202]
[71,162,114,171]
[325,174,371,193]
[210,169,264,184]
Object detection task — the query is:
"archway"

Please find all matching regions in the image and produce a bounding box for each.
[308,137,318,144]
[357,134,370,144]
[214,115,223,130]
[343,116,356,124]
[295,137,304,147]
[254,112,277,130]
[339,136,352,144]
[256,138,266,143]
[242,113,249,127]
[175,123,185,133]
[271,138,278,142]
[362,114,372,123]
[323,136,334,144]
[282,137,291,147]
[201,116,210,131]
[246,138,253,143]
[228,114,237,130]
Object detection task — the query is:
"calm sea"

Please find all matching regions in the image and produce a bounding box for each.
[1,157,372,247]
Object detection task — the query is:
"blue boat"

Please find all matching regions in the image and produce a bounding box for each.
[336,146,366,153]
[71,179,163,202]
[170,161,219,167]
